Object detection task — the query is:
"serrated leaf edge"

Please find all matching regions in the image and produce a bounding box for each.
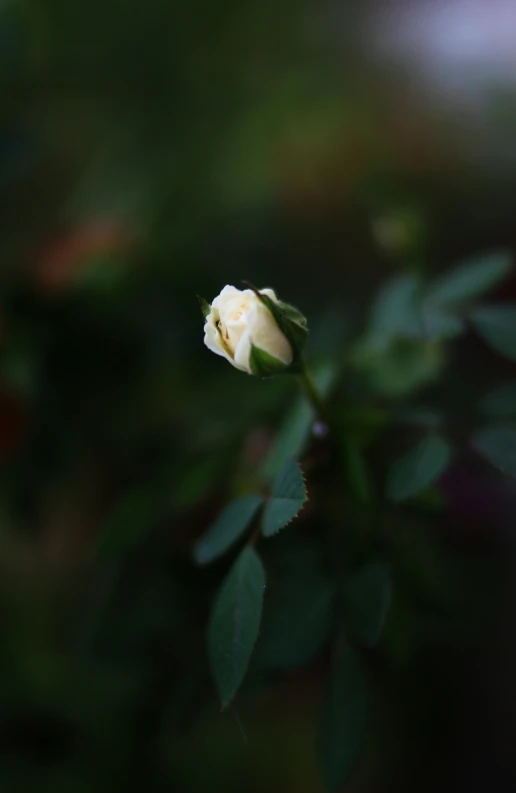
[261,461,309,537]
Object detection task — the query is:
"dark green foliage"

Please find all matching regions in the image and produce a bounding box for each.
[208,547,266,707]
[255,563,334,669]
[472,305,516,361]
[480,381,516,417]
[2,0,515,786]
[256,581,333,669]
[346,561,391,647]
[363,274,422,348]
[317,645,370,792]
[260,359,337,478]
[193,495,264,565]
[472,426,516,477]
[362,273,465,350]
[386,436,452,502]
[426,251,512,307]
[261,458,307,536]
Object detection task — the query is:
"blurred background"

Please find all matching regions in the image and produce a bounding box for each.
[2,0,516,790]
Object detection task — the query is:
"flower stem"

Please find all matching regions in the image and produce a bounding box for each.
[297,364,374,507]
[341,434,373,505]
[297,368,326,421]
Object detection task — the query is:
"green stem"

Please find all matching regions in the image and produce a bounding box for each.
[297,364,374,507]
[296,368,326,421]
[341,434,373,505]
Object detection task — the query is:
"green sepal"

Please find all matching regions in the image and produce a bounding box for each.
[245,285,308,365]
[197,294,211,320]
[249,344,291,378]
[277,300,308,327]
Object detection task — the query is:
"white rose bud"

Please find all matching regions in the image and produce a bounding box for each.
[201,285,307,376]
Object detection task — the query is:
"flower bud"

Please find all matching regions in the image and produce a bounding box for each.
[201,285,307,376]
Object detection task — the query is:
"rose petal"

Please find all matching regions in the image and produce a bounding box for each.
[211,285,240,311]
[203,318,236,366]
[233,330,252,372]
[250,302,293,365]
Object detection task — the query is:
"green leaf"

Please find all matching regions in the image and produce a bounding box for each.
[427,251,512,307]
[367,274,421,349]
[472,426,516,477]
[355,338,444,398]
[261,459,307,537]
[471,305,516,361]
[193,495,264,565]
[346,562,391,647]
[412,309,464,341]
[208,547,265,707]
[249,345,289,378]
[255,577,333,669]
[197,294,211,319]
[362,272,466,350]
[480,381,516,417]
[386,435,452,502]
[317,645,370,792]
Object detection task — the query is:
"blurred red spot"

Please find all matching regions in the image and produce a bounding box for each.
[32,220,136,292]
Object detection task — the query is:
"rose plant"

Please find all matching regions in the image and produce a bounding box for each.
[195,252,516,792]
